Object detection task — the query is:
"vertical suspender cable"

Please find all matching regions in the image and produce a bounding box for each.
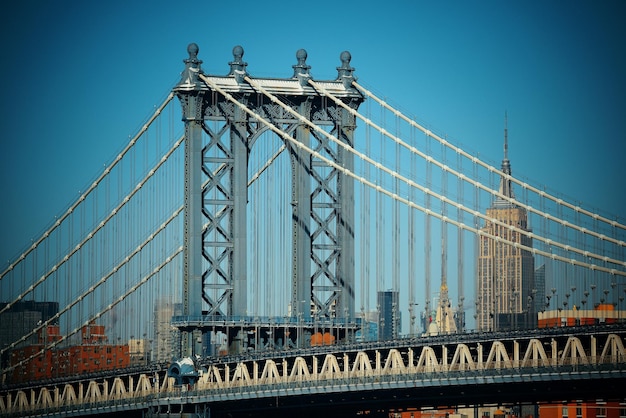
[424,133,432,322]
[393,109,400,336]
[408,123,416,335]
[457,150,464,331]
[441,141,448,326]
[375,103,384,338]
[363,98,371,326]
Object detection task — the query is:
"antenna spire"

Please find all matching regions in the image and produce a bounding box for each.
[504,110,508,161]
[496,111,515,203]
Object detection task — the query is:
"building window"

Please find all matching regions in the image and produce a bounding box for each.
[563,407,568,418]
[576,408,582,418]
[619,408,626,418]
[597,408,606,418]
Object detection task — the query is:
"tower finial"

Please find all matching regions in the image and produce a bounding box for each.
[293,49,312,87]
[176,43,204,90]
[228,45,248,83]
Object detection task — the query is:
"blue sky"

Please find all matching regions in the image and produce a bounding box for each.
[1,0,625,265]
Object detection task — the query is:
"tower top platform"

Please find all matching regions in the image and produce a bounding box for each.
[174,44,364,100]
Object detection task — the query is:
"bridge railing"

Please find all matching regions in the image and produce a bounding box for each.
[2,330,625,417]
[2,362,623,418]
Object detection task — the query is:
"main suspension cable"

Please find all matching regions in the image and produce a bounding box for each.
[0,92,176,281]
[353,81,626,234]
[242,75,625,271]
[0,134,184,315]
[198,73,625,278]
[308,79,625,268]
[0,206,183,356]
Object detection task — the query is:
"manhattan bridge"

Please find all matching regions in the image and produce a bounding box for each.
[0,44,625,417]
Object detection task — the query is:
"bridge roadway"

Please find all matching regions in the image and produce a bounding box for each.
[1,324,625,417]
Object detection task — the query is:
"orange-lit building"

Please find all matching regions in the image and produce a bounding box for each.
[540,402,625,418]
[537,305,624,418]
[9,322,130,384]
[538,304,624,328]
[391,406,526,418]
[391,408,459,418]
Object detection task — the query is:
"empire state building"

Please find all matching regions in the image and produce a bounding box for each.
[476,116,535,331]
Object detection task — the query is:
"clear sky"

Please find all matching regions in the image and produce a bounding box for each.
[1,0,625,265]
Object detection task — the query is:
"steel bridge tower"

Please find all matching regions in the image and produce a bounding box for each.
[173,44,364,356]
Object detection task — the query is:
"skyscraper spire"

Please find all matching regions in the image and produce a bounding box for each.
[504,110,509,162]
[497,111,515,204]
[477,112,535,332]
[432,232,457,335]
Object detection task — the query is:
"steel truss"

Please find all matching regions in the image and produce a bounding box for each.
[174,44,364,355]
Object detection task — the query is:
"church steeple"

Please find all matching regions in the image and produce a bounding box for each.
[496,111,515,205]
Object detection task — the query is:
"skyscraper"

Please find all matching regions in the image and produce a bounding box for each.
[153,300,182,362]
[476,115,535,331]
[377,290,400,340]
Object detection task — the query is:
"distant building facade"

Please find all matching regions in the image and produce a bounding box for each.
[538,303,624,328]
[129,338,151,366]
[536,304,624,418]
[476,118,536,331]
[378,290,400,340]
[0,301,59,371]
[540,400,625,418]
[0,301,59,351]
[356,311,378,342]
[534,264,546,314]
[153,300,182,363]
[8,322,130,384]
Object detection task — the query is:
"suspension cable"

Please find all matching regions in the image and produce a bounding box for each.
[198,74,626,278]
[353,81,626,234]
[0,206,184,356]
[0,92,176,281]
[0,134,184,316]
[241,75,625,271]
[2,245,184,375]
[248,144,286,186]
[2,95,289,366]
[307,79,626,267]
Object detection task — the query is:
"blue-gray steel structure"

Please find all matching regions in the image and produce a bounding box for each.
[174,45,364,357]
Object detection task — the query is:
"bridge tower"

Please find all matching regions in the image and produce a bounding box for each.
[173,44,364,356]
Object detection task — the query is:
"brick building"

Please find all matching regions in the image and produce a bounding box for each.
[9,322,130,384]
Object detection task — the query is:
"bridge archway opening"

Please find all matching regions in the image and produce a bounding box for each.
[247,129,292,318]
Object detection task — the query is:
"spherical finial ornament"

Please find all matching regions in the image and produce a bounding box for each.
[178,43,203,88]
[232,45,244,61]
[292,48,311,80]
[340,51,351,65]
[187,43,199,59]
[228,45,248,81]
[296,49,308,62]
[336,50,356,86]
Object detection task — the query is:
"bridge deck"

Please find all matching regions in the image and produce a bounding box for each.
[2,325,625,418]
